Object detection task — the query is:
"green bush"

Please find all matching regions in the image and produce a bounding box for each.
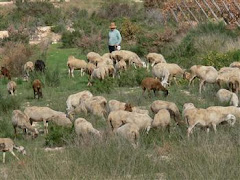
[51,24,66,33]
[0,93,21,113]
[45,67,61,87]
[45,122,73,147]
[88,77,116,94]
[61,31,82,48]
[117,67,151,87]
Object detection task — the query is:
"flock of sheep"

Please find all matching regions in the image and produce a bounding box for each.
[1,49,240,163]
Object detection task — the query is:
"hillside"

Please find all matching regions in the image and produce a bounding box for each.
[0,0,240,179]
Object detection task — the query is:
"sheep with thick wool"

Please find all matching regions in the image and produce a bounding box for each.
[23,61,34,77]
[152,109,171,132]
[74,118,101,138]
[87,52,102,65]
[184,65,218,94]
[12,110,39,138]
[152,65,170,88]
[183,103,236,137]
[7,81,17,96]
[67,56,87,77]
[216,89,239,106]
[146,53,166,68]
[151,100,182,124]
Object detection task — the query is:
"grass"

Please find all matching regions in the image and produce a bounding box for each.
[0,27,240,179]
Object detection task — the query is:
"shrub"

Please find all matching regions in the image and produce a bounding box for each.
[45,122,73,147]
[1,42,34,76]
[0,93,21,113]
[61,31,82,48]
[51,24,66,33]
[45,67,61,87]
[120,18,142,41]
[88,77,116,94]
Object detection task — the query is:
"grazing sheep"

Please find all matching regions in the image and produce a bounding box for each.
[12,110,38,138]
[152,109,171,132]
[102,53,111,59]
[97,57,113,67]
[66,90,93,113]
[146,53,166,68]
[107,110,152,133]
[86,63,96,76]
[141,77,168,96]
[88,67,106,86]
[153,63,184,85]
[107,110,132,131]
[32,79,43,99]
[207,106,240,119]
[34,60,45,72]
[0,31,9,39]
[185,65,218,94]
[151,100,182,124]
[111,50,142,66]
[23,61,34,77]
[46,116,72,128]
[7,81,17,96]
[216,89,239,106]
[74,118,101,138]
[75,96,108,118]
[24,106,67,134]
[115,59,127,77]
[1,67,11,80]
[152,65,170,87]
[216,68,240,90]
[67,56,87,77]
[230,61,240,69]
[0,138,26,163]
[116,123,140,148]
[87,52,102,66]
[228,75,240,94]
[183,103,236,137]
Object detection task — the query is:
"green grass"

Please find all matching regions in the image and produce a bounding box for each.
[0,40,240,179]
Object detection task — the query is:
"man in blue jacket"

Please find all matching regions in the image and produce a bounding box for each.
[108,22,122,53]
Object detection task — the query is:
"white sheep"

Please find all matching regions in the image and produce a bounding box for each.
[23,61,34,77]
[146,53,166,68]
[153,63,184,85]
[88,67,106,86]
[183,103,236,137]
[86,62,97,76]
[185,65,218,94]
[66,90,93,113]
[217,68,240,90]
[111,50,142,67]
[151,109,171,132]
[12,110,39,138]
[75,96,108,118]
[229,61,240,69]
[87,52,102,65]
[7,81,17,96]
[151,100,182,124]
[216,89,239,106]
[102,53,111,59]
[0,138,26,163]
[116,123,140,148]
[74,118,101,138]
[67,56,87,77]
[115,59,127,77]
[207,106,240,119]
[152,65,170,88]
[24,106,67,134]
[45,116,72,128]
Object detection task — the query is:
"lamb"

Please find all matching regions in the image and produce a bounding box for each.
[151,100,182,124]
[86,52,102,66]
[75,96,108,118]
[7,81,17,96]
[151,109,171,132]
[24,106,67,134]
[153,63,184,85]
[67,56,87,77]
[88,67,106,86]
[0,31,9,39]
[23,61,34,77]
[183,103,236,137]
[32,79,43,99]
[0,138,26,163]
[74,118,101,138]
[34,60,45,72]
[116,123,140,148]
[152,65,170,87]
[1,67,11,80]
[146,53,166,68]
[185,65,218,94]
[66,90,93,113]
[141,77,168,96]
[216,89,239,106]
[12,110,39,138]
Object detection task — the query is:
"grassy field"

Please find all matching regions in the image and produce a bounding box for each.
[0,43,239,179]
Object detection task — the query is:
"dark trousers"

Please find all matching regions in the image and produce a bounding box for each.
[109,45,115,53]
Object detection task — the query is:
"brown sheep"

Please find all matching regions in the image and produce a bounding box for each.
[1,67,11,80]
[141,77,168,96]
[32,79,43,99]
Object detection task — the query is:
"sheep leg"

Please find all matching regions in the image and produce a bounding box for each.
[199,80,205,94]
[43,120,48,134]
[146,126,151,134]
[187,125,195,138]
[68,68,71,77]
[189,76,196,86]
[3,152,5,163]
[10,150,20,161]
[142,88,146,95]
[80,68,83,77]
[212,124,217,133]
[173,77,178,85]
